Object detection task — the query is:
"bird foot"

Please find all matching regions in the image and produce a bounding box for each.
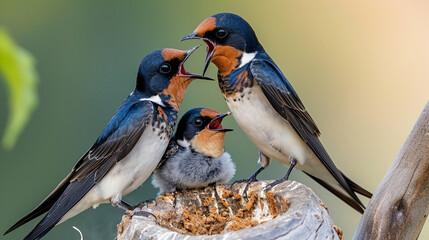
[230,178,250,189]
[230,166,265,199]
[264,177,288,191]
[265,157,297,191]
[230,177,258,200]
[131,210,157,220]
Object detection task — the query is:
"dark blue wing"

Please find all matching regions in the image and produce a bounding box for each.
[70,99,154,182]
[250,59,366,212]
[250,59,320,136]
[11,99,154,240]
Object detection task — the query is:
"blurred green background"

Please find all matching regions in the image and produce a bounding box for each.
[1,1,428,239]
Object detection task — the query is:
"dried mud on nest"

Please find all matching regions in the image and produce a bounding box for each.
[134,183,290,236]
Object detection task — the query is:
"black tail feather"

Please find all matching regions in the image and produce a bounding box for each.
[304,172,370,214]
[22,214,59,240]
[4,202,53,236]
[342,173,373,198]
[3,173,73,235]
[22,174,96,240]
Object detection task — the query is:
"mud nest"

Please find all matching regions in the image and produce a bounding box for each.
[116,180,342,240]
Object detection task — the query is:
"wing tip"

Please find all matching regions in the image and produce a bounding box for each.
[3,228,13,236]
[342,173,373,198]
[305,172,366,214]
[3,211,43,236]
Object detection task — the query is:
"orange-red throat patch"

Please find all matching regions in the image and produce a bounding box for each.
[194,17,217,37]
[191,129,226,158]
[161,76,192,111]
[161,48,186,61]
[211,46,243,76]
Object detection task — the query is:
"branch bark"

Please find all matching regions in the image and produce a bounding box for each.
[115,181,342,240]
[353,101,429,240]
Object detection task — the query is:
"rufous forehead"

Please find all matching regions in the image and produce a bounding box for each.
[161,48,186,61]
[200,108,221,119]
[194,17,217,36]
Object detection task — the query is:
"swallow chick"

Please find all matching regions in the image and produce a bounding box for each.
[152,108,235,194]
[3,46,212,240]
[182,13,372,213]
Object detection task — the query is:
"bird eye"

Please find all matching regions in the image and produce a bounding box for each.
[193,117,203,126]
[159,63,172,74]
[215,28,228,39]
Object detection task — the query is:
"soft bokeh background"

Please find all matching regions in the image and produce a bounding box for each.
[1,1,428,239]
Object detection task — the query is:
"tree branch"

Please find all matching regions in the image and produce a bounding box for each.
[353,101,429,240]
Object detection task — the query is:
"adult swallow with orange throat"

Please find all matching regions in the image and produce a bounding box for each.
[4,45,212,240]
[152,108,235,194]
[182,13,372,213]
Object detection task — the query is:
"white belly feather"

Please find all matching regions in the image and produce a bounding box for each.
[60,124,169,222]
[226,86,331,178]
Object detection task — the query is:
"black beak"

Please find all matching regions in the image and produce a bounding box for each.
[182,45,199,62]
[180,33,201,42]
[179,45,214,81]
[181,33,215,76]
[201,42,214,76]
[214,127,234,132]
[209,112,233,132]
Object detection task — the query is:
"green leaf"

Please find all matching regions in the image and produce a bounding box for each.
[0,28,38,149]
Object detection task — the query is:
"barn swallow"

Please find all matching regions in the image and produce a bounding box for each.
[152,108,235,194]
[3,46,212,240]
[182,13,372,213]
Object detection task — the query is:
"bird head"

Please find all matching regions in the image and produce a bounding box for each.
[136,46,213,110]
[175,108,232,158]
[181,13,262,76]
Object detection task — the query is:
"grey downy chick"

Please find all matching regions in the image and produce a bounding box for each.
[152,107,235,194]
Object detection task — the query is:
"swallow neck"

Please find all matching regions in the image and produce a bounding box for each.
[211,46,243,76]
[135,73,146,93]
[191,130,226,158]
[139,95,165,107]
[218,67,253,98]
[160,76,191,111]
[238,51,257,68]
[176,138,190,148]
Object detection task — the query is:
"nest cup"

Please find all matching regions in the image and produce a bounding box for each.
[116,181,342,240]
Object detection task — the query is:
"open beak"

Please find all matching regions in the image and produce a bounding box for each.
[180,33,200,42]
[181,33,216,76]
[206,112,233,132]
[178,45,214,81]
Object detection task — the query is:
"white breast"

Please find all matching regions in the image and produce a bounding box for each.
[95,126,169,198]
[226,86,313,168]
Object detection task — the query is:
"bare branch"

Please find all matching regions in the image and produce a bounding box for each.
[353,101,429,240]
